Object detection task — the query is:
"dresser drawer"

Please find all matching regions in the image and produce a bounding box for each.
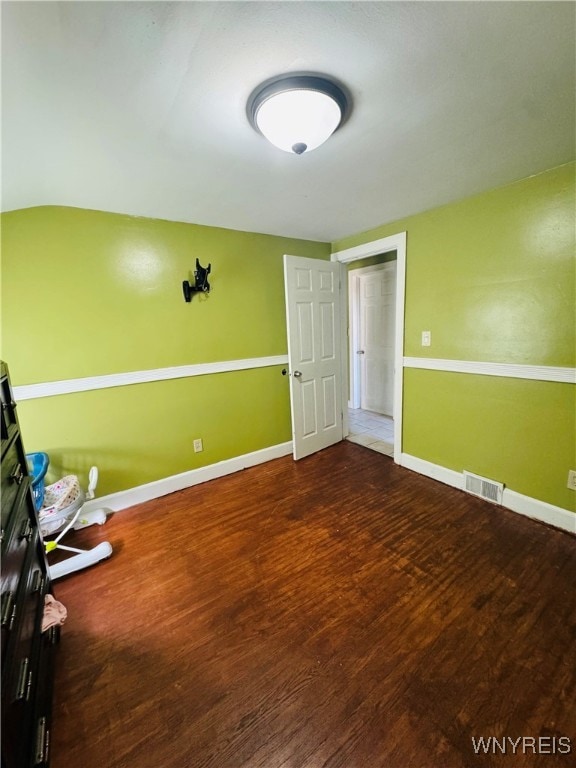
[15,535,48,652]
[1,535,47,767]
[2,621,37,768]
[30,627,59,768]
[6,532,47,668]
[0,373,19,441]
[1,362,56,768]
[1,487,40,664]
[1,433,29,530]
[1,678,35,768]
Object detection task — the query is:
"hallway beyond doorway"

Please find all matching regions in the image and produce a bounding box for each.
[346,408,394,457]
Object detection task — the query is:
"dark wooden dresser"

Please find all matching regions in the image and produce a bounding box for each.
[1,361,58,768]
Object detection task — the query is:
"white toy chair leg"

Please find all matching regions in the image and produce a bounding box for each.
[48,542,113,581]
[73,506,113,530]
[41,466,113,580]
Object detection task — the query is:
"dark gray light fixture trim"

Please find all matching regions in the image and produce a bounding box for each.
[247,73,351,154]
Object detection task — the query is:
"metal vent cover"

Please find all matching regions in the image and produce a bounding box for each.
[463,471,504,505]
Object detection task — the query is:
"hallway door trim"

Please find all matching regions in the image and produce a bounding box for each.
[331,232,406,465]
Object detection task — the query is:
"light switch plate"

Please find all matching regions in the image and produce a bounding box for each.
[421,331,431,347]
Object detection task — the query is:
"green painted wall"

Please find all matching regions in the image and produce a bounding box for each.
[2,163,574,513]
[403,371,574,507]
[333,163,576,513]
[1,206,330,494]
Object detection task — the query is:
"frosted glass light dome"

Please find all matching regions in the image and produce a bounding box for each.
[248,75,349,155]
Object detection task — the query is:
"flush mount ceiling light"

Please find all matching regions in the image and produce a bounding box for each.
[247,74,350,155]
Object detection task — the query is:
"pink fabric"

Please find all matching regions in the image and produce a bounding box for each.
[42,593,67,632]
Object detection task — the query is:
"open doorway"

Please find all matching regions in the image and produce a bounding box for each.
[347,407,395,456]
[347,255,397,456]
[331,232,406,464]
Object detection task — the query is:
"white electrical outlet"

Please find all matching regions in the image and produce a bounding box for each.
[193,438,203,453]
[567,470,576,491]
[421,330,431,347]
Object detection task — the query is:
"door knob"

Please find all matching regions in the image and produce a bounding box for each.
[293,370,302,378]
[356,350,365,355]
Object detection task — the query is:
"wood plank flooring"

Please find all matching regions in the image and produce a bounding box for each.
[48,442,576,768]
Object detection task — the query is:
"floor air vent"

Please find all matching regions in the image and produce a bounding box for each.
[463,471,504,505]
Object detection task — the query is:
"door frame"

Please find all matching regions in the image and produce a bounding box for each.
[348,262,396,412]
[331,232,407,465]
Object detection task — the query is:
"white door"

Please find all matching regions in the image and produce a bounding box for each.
[284,255,343,460]
[359,263,396,415]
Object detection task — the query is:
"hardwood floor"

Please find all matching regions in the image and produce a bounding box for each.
[48,442,575,768]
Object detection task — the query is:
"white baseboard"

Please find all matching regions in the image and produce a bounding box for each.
[401,453,463,490]
[400,453,576,534]
[502,489,576,533]
[84,441,293,513]
[83,442,575,535]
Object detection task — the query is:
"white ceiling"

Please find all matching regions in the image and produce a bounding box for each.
[2,1,574,242]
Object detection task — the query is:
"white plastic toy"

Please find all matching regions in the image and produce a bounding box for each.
[40,467,113,580]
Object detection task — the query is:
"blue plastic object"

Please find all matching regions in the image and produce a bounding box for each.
[26,452,50,511]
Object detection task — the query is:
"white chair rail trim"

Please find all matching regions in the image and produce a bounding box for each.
[13,355,290,401]
[403,357,576,384]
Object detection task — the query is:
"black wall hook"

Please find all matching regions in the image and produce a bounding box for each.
[183,259,211,302]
